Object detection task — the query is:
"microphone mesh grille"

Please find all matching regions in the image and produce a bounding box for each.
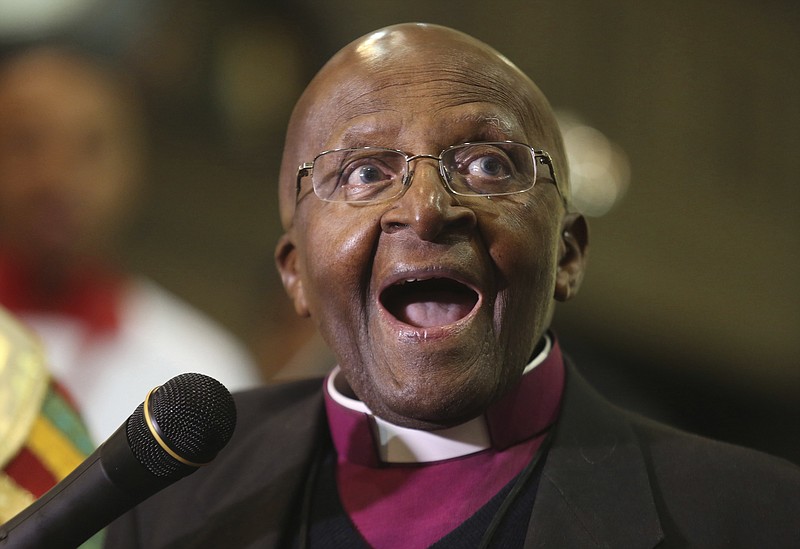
[126,373,237,478]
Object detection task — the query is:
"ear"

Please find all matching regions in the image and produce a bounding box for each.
[275,232,310,317]
[554,213,589,302]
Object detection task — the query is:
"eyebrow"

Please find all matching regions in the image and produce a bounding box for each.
[337,127,387,149]
[330,110,520,151]
[446,112,516,138]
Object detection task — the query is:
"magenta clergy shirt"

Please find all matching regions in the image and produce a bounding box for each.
[323,334,565,548]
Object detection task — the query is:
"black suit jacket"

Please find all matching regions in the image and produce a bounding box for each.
[104,365,800,548]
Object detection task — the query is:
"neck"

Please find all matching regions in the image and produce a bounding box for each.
[324,334,561,465]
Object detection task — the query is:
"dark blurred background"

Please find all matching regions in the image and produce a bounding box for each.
[1,0,797,463]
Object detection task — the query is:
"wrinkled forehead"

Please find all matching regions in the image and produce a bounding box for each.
[317,32,549,142]
[278,25,566,226]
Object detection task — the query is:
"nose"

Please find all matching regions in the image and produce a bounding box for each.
[380,157,477,241]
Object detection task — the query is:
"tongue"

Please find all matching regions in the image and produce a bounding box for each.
[393,289,475,328]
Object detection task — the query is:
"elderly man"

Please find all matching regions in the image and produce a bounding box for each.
[105,23,799,548]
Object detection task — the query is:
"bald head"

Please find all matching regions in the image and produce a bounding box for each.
[278,23,568,228]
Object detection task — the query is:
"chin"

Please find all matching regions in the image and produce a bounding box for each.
[372,377,498,430]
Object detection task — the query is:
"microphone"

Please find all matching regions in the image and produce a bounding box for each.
[0,372,237,548]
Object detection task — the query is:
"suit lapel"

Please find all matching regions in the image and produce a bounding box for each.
[525,364,664,549]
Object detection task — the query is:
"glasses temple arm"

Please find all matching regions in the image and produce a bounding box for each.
[535,151,567,208]
[296,163,313,201]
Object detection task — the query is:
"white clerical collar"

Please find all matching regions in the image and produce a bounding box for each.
[325,334,552,463]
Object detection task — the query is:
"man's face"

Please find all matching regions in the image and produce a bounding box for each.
[277,26,583,429]
[0,53,140,261]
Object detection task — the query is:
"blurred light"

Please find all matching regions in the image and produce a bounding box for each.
[0,0,100,40]
[557,111,631,217]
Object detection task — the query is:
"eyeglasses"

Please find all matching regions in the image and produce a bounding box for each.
[296,141,565,205]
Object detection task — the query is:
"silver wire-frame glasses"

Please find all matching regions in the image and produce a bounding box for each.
[296,141,565,205]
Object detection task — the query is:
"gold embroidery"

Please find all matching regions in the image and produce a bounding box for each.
[0,307,49,470]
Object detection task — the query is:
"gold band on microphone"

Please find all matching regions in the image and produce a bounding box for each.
[143,387,207,467]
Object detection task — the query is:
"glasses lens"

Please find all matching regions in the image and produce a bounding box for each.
[312,148,406,203]
[442,143,536,196]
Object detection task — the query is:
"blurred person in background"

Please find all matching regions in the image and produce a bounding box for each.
[0,46,261,444]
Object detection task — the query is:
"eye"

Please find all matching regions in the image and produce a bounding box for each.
[452,145,515,181]
[333,151,404,201]
[312,149,406,202]
[455,147,515,186]
[344,162,392,186]
[336,150,403,189]
[467,155,509,178]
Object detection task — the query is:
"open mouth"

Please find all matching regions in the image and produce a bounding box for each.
[380,277,479,328]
